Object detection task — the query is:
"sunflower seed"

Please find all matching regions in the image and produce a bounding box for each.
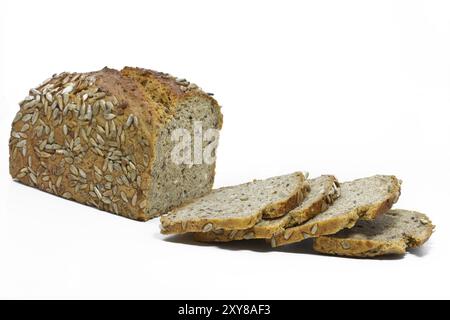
[16,140,27,148]
[22,114,32,122]
[101,196,112,204]
[120,192,128,203]
[45,92,53,102]
[104,113,116,120]
[243,232,255,240]
[20,124,30,132]
[94,187,102,199]
[341,241,351,250]
[136,176,142,188]
[31,111,39,125]
[310,224,318,235]
[270,237,277,247]
[131,192,137,206]
[112,203,119,214]
[96,134,105,145]
[139,200,146,209]
[105,121,109,137]
[56,176,63,188]
[62,192,72,199]
[63,124,68,136]
[30,88,41,95]
[62,85,74,94]
[52,108,59,120]
[94,165,102,175]
[202,223,213,232]
[29,172,37,184]
[79,168,87,179]
[69,164,78,175]
[125,115,133,129]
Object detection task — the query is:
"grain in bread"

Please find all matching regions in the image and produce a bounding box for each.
[160,172,307,234]
[313,209,434,257]
[270,175,401,247]
[193,175,339,242]
[9,67,223,221]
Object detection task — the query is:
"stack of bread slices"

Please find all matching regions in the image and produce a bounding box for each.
[160,172,434,257]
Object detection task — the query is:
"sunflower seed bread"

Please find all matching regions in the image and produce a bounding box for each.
[160,172,307,234]
[9,67,223,221]
[313,209,434,257]
[287,175,340,226]
[270,175,401,247]
[193,175,339,242]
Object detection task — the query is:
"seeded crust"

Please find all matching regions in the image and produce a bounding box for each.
[193,175,339,242]
[313,209,434,257]
[160,172,307,234]
[269,175,401,247]
[9,67,222,221]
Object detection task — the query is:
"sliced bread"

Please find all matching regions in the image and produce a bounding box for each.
[287,175,340,226]
[193,175,339,242]
[160,172,307,234]
[313,209,434,257]
[270,175,401,247]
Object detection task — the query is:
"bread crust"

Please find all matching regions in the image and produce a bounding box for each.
[9,67,222,221]
[269,176,401,247]
[160,172,307,234]
[313,210,435,257]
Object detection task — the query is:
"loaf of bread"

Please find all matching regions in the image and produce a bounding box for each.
[9,67,223,221]
[313,209,434,257]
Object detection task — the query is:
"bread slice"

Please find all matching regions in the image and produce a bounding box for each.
[313,209,434,257]
[160,172,307,234]
[193,175,339,242]
[269,175,401,247]
[287,175,340,226]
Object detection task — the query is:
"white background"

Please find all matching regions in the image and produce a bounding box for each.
[1,0,449,299]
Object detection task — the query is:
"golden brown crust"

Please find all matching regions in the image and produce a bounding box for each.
[160,173,307,234]
[269,177,401,247]
[9,67,222,221]
[120,67,223,130]
[313,237,407,257]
